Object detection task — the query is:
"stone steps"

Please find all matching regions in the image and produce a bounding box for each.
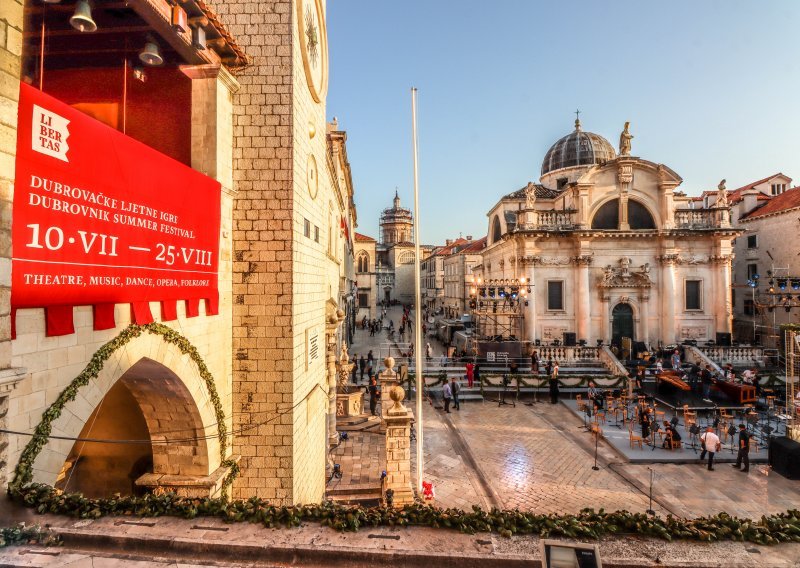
[337,415,381,431]
[326,482,382,506]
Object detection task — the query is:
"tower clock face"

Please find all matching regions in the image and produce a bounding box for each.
[296,0,328,103]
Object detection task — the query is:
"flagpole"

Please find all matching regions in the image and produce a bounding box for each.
[411,87,424,493]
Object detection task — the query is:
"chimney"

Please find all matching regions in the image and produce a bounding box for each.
[466,235,473,241]
[445,239,453,246]
[741,189,759,215]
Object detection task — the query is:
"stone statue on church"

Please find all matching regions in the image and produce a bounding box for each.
[716,179,728,208]
[524,183,537,209]
[619,122,633,156]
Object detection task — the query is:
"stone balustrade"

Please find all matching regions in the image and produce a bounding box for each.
[674,208,729,229]
[699,346,765,366]
[535,346,599,364]
[519,210,577,230]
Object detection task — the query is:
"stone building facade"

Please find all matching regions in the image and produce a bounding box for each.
[1,0,357,507]
[481,119,739,348]
[443,237,486,318]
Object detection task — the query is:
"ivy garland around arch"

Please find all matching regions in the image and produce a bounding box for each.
[9,322,239,499]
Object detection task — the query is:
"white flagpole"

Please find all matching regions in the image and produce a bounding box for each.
[411,87,424,493]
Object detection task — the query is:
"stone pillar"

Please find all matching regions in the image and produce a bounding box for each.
[600,293,610,343]
[524,262,536,343]
[325,330,339,459]
[379,357,398,431]
[659,255,678,344]
[640,293,650,345]
[712,255,733,335]
[383,382,414,506]
[0,0,25,489]
[617,162,633,231]
[574,255,592,341]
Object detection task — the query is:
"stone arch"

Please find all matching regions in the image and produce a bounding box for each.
[34,332,222,491]
[397,250,415,264]
[610,298,641,345]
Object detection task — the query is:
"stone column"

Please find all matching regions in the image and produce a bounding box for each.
[574,255,592,341]
[600,293,610,343]
[712,255,733,335]
[523,260,536,343]
[325,331,339,458]
[379,357,398,431]
[617,162,633,231]
[383,382,414,506]
[659,255,678,344]
[640,293,650,345]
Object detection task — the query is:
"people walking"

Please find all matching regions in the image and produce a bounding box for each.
[368,377,380,416]
[671,349,681,371]
[442,380,453,413]
[732,423,750,472]
[450,377,461,410]
[699,426,721,470]
[359,355,366,382]
[351,354,358,383]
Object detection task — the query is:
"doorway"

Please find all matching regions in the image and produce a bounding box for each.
[611,303,635,346]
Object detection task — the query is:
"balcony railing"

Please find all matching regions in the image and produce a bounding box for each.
[674,208,729,229]
[518,210,577,230]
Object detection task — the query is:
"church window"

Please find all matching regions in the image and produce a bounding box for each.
[628,200,656,229]
[491,215,502,243]
[747,234,758,249]
[357,253,370,273]
[591,199,619,230]
[547,281,564,311]
[685,280,702,311]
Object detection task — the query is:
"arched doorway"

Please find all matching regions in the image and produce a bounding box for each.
[55,357,210,498]
[611,303,635,346]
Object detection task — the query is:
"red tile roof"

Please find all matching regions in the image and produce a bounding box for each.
[354,232,376,242]
[431,238,469,256]
[457,236,487,254]
[741,186,800,220]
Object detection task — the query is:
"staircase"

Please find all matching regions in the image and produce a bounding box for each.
[337,414,381,432]
[326,482,383,506]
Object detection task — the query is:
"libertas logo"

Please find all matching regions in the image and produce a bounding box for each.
[32,104,70,162]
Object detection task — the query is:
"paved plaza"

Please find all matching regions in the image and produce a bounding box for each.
[335,307,800,521]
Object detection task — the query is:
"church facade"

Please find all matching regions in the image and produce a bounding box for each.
[479,119,739,348]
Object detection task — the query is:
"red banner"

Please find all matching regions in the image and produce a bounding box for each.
[12,83,220,313]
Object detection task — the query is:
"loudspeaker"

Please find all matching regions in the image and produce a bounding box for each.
[563,332,577,346]
[770,437,800,480]
[716,332,732,347]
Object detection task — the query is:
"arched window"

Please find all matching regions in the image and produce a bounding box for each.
[397,251,415,264]
[357,253,370,273]
[591,199,619,229]
[490,215,502,243]
[628,200,656,229]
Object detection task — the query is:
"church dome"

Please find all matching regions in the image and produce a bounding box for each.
[541,119,616,176]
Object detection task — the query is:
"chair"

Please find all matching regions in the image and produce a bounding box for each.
[576,394,586,412]
[749,437,759,453]
[629,429,644,449]
[594,410,606,425]
[667,437,682,450]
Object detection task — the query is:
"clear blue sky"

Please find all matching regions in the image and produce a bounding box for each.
[326,0,800,245]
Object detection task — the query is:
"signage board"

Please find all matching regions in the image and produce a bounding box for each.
[12,83,221,310]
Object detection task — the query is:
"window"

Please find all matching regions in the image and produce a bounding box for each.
[628,200,656,229]
[490,215,502,243]
[358,293,369,308]
[314,225,319,243]
[591,199,619,229]
[303,218,310,238]
[746,234,758,249]
[744,299,755,316]
[747,263,758,281]
[547,281,564,311]
[357,253,370,273]
[685,280,702,310]
[556,177,568,190]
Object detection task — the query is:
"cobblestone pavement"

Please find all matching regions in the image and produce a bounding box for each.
[343,307,800,521]
[328,430,385,489]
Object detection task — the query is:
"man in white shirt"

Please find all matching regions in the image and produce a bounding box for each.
[699,426,721,471]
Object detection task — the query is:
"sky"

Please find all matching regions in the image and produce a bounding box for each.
[326,0,800,245]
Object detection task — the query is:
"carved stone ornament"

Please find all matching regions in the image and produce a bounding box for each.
[617,163,633,185]
[573,254,594,266]
[657,253,679,265]
[680,326,708,340]
[599,257,653,288]
[716,179,729,208]
[527,255,572,266]
[709,254,733,265]
[675,255,709,265]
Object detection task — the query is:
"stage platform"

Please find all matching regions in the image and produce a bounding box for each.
[562,398,771,464]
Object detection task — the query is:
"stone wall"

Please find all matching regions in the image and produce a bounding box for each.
[0,0,23,489]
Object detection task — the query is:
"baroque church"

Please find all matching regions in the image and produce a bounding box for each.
[478,119,739,348]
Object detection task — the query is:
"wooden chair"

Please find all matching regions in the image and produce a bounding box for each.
[576,394,586,412]
[667,438,682,450]
[682,404,697,422]
[629,429,643,449]
[749,436,759,452]
[594,409,606,425]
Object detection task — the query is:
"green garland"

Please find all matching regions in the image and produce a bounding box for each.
[10,483,800,545]
[9,323,237,499]
[0,523,60,549]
